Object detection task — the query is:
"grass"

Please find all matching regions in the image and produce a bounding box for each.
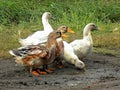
[93,47,120,58]
[0,0,120,58]
[92,23,120,57]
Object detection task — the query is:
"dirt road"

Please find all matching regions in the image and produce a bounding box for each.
[0,53,120,90]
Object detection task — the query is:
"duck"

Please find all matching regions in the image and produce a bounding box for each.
[70,23,98,60]
[53,28,85,69]
[62,41,85,69]
[19,12,53,46]
[9,26,72,76]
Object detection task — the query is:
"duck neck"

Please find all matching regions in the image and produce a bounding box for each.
[45,37,56,61]
[56,38,64,56]
[46,37,56,48]
[83,27,93,45]
[45,37,62,64]
[42,17,53,33]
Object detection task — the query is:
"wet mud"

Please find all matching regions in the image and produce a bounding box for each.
[0,53,120,90]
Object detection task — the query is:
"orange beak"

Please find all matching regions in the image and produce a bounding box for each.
[61,34,68,38]
[67,28,75,34]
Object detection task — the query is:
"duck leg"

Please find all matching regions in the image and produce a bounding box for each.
[54,57,64,68]
[36,69,47,75]
[43,65,55,73]
[57,62,64,68]
[30,67,40,76]
[29,67,47,76]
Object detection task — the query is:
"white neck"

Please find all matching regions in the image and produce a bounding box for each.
[83,26,93,45]
[42,15,53,33]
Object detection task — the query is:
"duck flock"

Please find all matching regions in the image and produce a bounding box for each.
[9,12,98,76]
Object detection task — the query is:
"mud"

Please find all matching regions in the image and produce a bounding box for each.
[0,53,120,90]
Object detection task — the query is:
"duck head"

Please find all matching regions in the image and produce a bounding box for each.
[75,60,85,69]
[83,23,98,37]
[57,26,75,33]
[48,31,62,40]
[42,12,51,20]
[86,23,98,31]
[56,26,75,38]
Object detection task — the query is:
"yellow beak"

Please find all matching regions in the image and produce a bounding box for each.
[61,34,68,38]
[67,28,75,34]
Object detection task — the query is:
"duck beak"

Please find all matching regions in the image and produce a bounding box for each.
[61,34,68,38]
[51,16,55,20]
[97,27,100,30]
[67,28,75,34]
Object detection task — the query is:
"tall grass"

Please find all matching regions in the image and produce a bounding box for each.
[0,0,120,25]
[0,0,120,58]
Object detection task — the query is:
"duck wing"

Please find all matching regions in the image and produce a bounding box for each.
[9,45,48,58]
[70,39,92,59]
[19,31,50,46]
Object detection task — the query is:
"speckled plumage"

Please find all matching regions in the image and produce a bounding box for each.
[9,26,71,76]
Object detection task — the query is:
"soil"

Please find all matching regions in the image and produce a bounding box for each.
[0,53,120,90]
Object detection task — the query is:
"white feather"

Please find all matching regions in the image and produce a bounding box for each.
[19,12,53,46]
[70,23,97,60]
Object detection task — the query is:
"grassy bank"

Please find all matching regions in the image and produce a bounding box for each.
[0,0,120,58]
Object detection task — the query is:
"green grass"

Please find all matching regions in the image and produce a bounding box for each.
[0,0,120,58]
[93,47,120,58]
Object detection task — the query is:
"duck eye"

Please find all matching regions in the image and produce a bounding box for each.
[91,24,95,27]
[62,26,67,29]
[57,32,61,36]
[56,31,60,34]
[48,13,51,16]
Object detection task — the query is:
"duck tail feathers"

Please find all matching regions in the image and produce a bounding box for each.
[18,30,27,45]
[9,49,23,57]
[9,50,16,56]
[18,38,26,46]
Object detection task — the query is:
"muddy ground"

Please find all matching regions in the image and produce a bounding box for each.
[0,53,120,90]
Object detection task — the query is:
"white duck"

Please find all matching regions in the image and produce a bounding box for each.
[62,41,85,69]
[53,28,85,69]
[19,12,53,46]
[70,23,98,60]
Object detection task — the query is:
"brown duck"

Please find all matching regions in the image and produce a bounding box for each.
[9,26,74,76]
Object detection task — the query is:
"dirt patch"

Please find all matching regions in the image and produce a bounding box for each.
[0,53,120,90]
